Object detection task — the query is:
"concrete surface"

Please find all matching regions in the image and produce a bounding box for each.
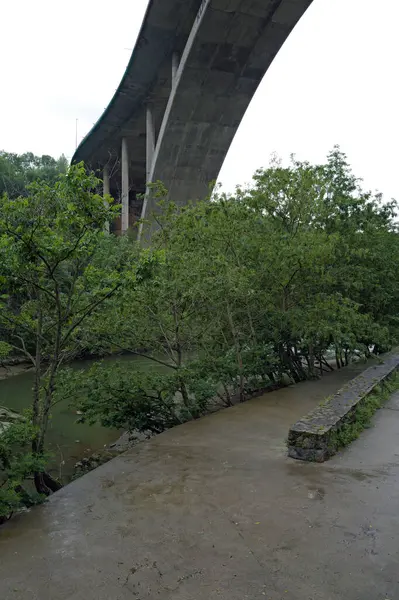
[1,362,399,600]
[72,0,314,232]
[145,0,316,228]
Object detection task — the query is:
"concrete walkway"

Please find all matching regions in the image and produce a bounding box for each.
[1,363,399,600]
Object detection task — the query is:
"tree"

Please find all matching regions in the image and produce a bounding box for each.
[61,363,184,435]
[0,417,46,524]
[0,150,69,198]
[70,148,399,437]
[0,163,141,497]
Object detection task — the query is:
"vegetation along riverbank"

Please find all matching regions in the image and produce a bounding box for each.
[1,146,398,523]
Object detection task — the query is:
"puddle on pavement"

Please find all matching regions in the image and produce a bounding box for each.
[328,467,385,481]
[307,488,325,501]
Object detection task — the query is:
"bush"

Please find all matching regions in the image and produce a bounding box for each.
[0,418,47,522]
[60,364,185,435]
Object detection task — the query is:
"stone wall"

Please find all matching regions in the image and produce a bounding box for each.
[288,354,399,462]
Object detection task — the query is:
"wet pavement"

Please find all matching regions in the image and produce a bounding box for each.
[1,363,399,600]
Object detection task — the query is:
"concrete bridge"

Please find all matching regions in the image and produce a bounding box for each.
[72,0,314,237]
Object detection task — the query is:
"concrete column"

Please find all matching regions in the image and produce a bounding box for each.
[172,52,179,86]
[121,138,129,232]
[137,107,156,244]
[103,164,110,233]
[146,106,155,183]
[103,165,110,196]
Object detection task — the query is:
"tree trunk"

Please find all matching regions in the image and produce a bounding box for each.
[43,471,63,491]
[32,309,42,446]
[321,356,334,371]
[308,343,315,378]
[335,347,341,369]
[239,373,245,402]
[222,383,233,407]
[318,354,323,376]
[288,345,307,382]
[226,301,244,402]
[179,378,190,409]
[34,471,63,496]
[246,304,256,344]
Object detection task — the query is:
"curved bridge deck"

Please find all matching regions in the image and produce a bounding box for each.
[72,0,314,235]
[1,362,399,600]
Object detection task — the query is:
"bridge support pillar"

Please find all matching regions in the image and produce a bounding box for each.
[146,106,155,183]
[138,107,156,243]
[172,52,179,86]
[103,164,110,233]
[121,138,129,233]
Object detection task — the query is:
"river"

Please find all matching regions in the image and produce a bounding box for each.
[0,354,159,482]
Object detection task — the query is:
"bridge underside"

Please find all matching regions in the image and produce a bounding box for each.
[72,0,314,237]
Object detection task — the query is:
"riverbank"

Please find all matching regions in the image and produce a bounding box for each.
[71,380,287,478]
[0,353,375,483]
[0,361,32,381]
[0,359,122,482]
[72,432,146,478]
[0,359,138,479]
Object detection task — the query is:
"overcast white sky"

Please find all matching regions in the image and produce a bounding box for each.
[1,0,398,199]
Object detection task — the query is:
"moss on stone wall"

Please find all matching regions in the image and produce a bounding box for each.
[328,373,399,451]
[288,356,399,462]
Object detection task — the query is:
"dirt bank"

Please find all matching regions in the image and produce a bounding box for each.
[0,362,32,381]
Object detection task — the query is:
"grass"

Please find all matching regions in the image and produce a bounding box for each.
[329,371,399,451]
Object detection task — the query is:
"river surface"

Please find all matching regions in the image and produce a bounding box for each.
[0,354,160,482]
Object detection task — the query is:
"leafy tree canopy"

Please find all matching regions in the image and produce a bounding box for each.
[71,147,399,437]
[0,150,68,198]
[0,162,151,510]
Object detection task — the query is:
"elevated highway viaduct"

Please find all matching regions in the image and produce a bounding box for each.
[72,0,314,238]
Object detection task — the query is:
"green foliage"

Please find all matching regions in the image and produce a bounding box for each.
[0,151,69,198]
[58,363,183,435]
[328,372,399,450]
[65,147,399,437]
[0,417,46,521]
[0,341,11,360]
[2,146,399,507]
[0,163,143,497]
